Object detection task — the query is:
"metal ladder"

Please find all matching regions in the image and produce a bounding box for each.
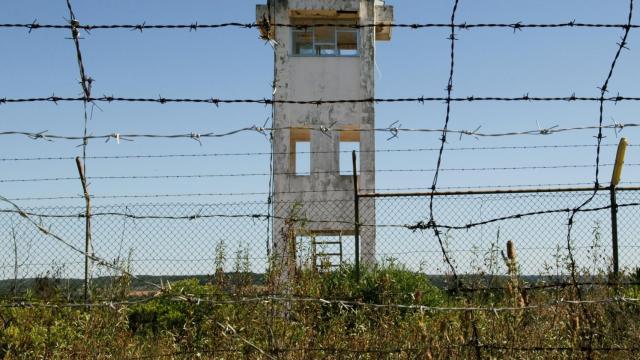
[312,233,343,271]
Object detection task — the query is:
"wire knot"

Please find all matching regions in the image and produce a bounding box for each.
[386,121,401,141]
[190,132,202,146]
[28,19,40,33]
[49,94,61,104]
[133,22,145,32]
[510,22,523,33]
[28,131,50,141]
[614,93,624,104]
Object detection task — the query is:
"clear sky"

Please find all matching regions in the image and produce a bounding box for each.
[1,0,639,207]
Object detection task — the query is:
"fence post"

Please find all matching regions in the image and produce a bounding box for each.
[610,137,628,278]
[75,157,92,303]
[352,150,360,283]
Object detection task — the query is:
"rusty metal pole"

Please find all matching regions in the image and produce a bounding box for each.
[352,150,360,283]
[610,137,628,278]
[75,156,92,302]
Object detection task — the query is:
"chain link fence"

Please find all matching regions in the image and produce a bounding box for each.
[1,188,639,295]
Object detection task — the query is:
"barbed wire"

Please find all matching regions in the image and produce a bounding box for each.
[3,196,639,235]
[0,163,629,184]
[429,0,462,285]
[565,0,635,302]
[1,94,639,106]
[2,122,638,144]
[411,201,640,231]
[9,182,636,201]
[1,21,639,32]
[0,143,625,162]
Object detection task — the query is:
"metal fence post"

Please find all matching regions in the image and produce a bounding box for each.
[75,157,92,303]
[352,150,360,283]
[610,137,628,278]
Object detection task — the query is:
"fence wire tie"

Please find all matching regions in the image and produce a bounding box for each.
[69,19,80,35]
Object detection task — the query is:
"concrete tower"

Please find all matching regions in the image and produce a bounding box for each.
[257,0,393,272]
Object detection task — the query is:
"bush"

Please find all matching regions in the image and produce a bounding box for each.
[301,262,445,307]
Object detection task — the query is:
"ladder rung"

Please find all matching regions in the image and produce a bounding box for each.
[316,253,341,256]
[313,241,342,245]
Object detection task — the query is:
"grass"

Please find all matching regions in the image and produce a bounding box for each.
[1,258,640,359]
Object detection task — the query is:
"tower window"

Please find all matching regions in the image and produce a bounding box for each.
[290,128,311,176]
[337,30,358,56]
[292,26,359,57]
[295,142,311,175]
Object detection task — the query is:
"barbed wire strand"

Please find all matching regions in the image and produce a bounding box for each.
[1,20,640,31]
[0,143,629,162]
[566,0,634,301]
[429,0,461,286]
[11,182,640,201]
[2,94,640,106]
[1,163,631,184]
[2,122,637,144]
[2,200,640,232]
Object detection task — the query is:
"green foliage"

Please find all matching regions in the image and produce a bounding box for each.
[128,279,226,334]
[3,262,640,358]
[300,262,445,307]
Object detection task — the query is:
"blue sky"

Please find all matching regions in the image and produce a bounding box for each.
[1,0,639,207]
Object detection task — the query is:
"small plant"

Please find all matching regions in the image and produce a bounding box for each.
[214,240,227,287]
